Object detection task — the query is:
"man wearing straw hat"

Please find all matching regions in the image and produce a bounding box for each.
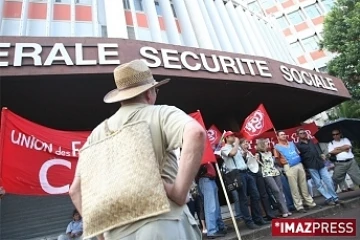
[69,59,206,240]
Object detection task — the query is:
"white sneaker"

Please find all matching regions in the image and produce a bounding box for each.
[202,229,207,234]
[282,213,288,218]
[287,212,292,216]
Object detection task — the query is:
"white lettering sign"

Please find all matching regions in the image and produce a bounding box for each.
[140,46,273,78]
[280,65,337,91]
[39,159,71,194]
[0,43,120,67]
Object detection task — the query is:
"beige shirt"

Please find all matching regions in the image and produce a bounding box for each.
[76,103,196,239]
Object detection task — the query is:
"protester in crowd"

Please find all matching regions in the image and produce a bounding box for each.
[240,139,276,220]
[255,139,292,218]
[274,131,316,213]
[296,128,342,206]
[58,210,83,240]
[274,164,297,212]
[328,129,360,188]
[221,131,268,229]
[231,189,243,221]
[187,182,207,235]
[69,59,206,240]
[198,162,227,239]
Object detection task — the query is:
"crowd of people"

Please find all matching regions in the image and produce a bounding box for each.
[185,128,360,239]
[68,60,359,240]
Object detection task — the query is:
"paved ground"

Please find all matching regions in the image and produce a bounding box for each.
[256,206,360,240]
[207,189,360,240]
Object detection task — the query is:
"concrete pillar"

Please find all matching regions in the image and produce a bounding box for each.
[172,0,198,47]
[196,0,221,50]
[235,7,263,56]
[158,0,182,45]
[143,0,163,42]
[70,0,76,36]
[104,0,128,38]
[45,0,53,36]
[183,0,213,49]
[225,2,255,55]
[214,0,244,53]
[19,0,29,36]
[203,0,233,52]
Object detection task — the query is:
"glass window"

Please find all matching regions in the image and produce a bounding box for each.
[318,66,328,73]
[101,26,107,38]
[304,4,322,19]
[259,0,275,9]
[276,16,289,29]
[123,0,130,10]
[301,35,320,52]
[277,0,288,3]
[127,26,136,39]
[171,4,177,18]
[321,0,335,12]
[287,10,305,25]
[248,2,262,14]
[134,0,143,11]
[155,1,162,15]
[290,41,304,56]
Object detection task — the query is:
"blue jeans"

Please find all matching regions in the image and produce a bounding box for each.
[199,177,225,236]
[231,190,243,219]
[308,167,338,201]
[280,174,296,211]
[237,172,264,225]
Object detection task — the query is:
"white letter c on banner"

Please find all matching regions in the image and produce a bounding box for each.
[39,159,71,194]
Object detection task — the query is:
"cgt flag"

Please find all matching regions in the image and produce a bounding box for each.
[240,104,274,141]
[207,125,222,150]
[189,111,217,164]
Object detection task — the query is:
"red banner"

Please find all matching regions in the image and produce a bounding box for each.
[189,111,216,164]
[0,109,90,195]
[246,122,319,153]
[240,104,274,140]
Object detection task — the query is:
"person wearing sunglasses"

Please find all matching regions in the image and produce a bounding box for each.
[328,129,360,190]
[296,128,342,206]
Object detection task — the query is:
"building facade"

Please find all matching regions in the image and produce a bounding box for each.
[246,0,335,71]
[0,0,298,65]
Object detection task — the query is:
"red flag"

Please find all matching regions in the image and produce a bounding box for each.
[207,125,222,150]
[240,104,274,141]
[0,108,90,195]
[189,111,216,164]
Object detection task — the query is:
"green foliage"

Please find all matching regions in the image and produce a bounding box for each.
[329,100,360,119]
[321,0,360,99]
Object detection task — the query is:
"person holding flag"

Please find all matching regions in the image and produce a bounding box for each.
[221,131,269,229]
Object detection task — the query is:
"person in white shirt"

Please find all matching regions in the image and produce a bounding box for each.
[327,129,360,187]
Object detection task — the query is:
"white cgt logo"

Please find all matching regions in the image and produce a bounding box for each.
[207,129,217,144]
[244,110,264,136]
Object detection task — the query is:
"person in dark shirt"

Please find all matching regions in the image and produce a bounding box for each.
[296,128,342,206]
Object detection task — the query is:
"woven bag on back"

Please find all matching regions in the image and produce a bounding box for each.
[78,120,171,239]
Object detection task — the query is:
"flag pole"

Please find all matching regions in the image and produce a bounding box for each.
[215,131,242,240]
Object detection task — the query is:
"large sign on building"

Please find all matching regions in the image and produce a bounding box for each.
[0,37,348,96]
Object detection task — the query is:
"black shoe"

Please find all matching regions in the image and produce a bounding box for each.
[255,220,270,226]
[219,227,228,235]
[207,232,226,239]
[246,223,261,229]
[324,199,336,206]
[334,199,344,206]
[297,208,307,213]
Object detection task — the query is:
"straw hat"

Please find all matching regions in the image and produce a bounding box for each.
[103,59,170,103]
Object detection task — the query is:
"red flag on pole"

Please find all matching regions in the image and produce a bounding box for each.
[189,111,216,164]
[240,104,274,141]
[207,125,222,150]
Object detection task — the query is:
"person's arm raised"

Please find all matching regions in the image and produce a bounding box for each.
[164,120,206,206]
